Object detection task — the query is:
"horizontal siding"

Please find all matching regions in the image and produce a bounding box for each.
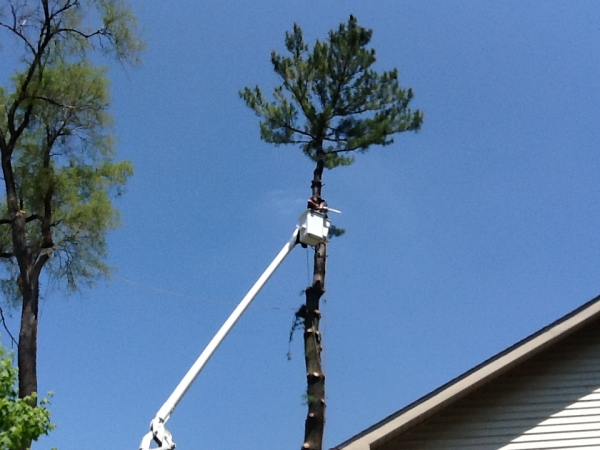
[501,438,600,450]
[378,319,600,450]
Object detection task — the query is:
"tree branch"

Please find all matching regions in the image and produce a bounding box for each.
[0,213,45,227]
[5,0,81,148]
[0,305,17,348]
[0,21,37,55]
[55,26,107,40]
[266,114,315,140]
[26,95,74,110]
[32,252,50,281]
[329,44,351,112]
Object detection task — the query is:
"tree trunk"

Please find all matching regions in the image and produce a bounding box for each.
[18,278,39,401]
[1,152,40,450]
[302,152,326,450]
[1,152,40,403]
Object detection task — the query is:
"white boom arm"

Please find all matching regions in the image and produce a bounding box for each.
[139,210,331,449]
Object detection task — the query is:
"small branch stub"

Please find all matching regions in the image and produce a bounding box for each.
[307,371,324,382]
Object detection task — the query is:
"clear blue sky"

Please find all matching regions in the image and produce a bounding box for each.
[5,1,600,448]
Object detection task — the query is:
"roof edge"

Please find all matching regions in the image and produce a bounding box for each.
[333,294,600,450]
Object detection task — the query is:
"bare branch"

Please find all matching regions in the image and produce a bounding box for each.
[266,115,314,140]
[26,95,73,109]
[0,21,37,55]
[0,305,17,348]
[55,26,107,41]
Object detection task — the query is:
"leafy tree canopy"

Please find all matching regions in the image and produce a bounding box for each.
[0,0,143,407]
[0,59,133,300]
[0,0,143,300]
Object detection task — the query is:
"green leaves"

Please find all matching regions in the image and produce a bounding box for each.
[96,0,146,64]
[0,2,141,299]
[0,0,142,426]
[241,15,423,169]
[0,345,54,450]
[7,59,134,294]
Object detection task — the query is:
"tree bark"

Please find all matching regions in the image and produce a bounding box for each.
[18,277,39,401]
[1,146,41,403]
[2,134,46,450]
[302,151,326,450]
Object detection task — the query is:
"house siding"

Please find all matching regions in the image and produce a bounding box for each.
[376,318,600,450]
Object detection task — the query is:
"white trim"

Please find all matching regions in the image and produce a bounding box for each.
[336,297,600,450]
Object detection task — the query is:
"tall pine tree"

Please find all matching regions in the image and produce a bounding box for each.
[241,16,422,450]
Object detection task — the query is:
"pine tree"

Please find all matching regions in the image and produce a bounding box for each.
[241,16,422,450]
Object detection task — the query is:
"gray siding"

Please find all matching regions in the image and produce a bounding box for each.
[377,319,600,450]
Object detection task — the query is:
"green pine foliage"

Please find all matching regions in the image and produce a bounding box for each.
[240,15,423,169]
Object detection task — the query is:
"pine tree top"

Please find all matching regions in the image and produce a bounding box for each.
[241,15,423,169]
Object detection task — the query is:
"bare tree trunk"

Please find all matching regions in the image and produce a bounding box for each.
[302,152,326,450]
[18,279,39,401]
[1,148,43,403]
[2,150,40,450]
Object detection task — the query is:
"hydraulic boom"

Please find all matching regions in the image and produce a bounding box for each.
[139,209,332,449]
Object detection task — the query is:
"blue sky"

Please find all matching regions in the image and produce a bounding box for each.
[4,1,600,448]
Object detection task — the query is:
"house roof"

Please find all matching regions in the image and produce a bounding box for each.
[333,294,600,450]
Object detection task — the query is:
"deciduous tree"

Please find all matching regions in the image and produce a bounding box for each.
[241,16,422,450]
[0,0,144,413]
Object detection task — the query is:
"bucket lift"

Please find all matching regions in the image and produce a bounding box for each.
[139,208,337,450]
